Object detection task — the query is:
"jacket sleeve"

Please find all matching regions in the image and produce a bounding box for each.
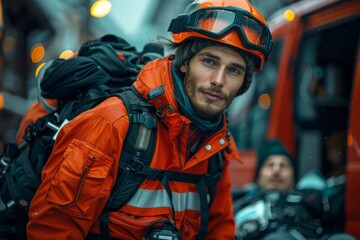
[27,98,128,240]
[205,160,236,240]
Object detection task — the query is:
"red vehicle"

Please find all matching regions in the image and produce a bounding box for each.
[228,0,360,237]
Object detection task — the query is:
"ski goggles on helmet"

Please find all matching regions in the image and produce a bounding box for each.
[168,6,272,55]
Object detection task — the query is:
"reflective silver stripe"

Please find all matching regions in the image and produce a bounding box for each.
[127,189,201,211]
[172,192,200,211]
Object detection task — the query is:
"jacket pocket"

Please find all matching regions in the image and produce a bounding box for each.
[46,139,113,216]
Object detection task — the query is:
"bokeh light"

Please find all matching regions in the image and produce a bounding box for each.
[59,49,74,59]
[0,92,3,110]
[90,0,112,18]
[284,9,296,22]
[258,93,271,110]
[35,62,47,77]
[30,43,45,63]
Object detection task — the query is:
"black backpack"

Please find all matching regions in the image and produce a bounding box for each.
[0,34,225,240]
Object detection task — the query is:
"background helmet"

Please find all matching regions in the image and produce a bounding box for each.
[168,0,272,71]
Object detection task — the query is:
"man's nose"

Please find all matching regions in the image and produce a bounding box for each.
[272,164,281,173]
[210,67,226,88]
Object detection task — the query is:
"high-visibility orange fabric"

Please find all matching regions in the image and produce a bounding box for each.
[27,56,241,240]
[15,99,57,144]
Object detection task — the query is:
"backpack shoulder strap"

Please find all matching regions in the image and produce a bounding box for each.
[196,151,224,240]
[105,86,158,211]
[98,86,158,240]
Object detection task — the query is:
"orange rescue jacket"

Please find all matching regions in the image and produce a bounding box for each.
[27,56,241,240]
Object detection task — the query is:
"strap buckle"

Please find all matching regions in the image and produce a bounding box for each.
[127,158,144,173]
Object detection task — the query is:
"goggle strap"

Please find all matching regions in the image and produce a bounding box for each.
[168,15,189,33]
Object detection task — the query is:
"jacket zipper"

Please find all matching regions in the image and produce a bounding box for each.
[65,156,96,206]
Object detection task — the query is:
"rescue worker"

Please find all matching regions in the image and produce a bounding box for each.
[27,0,272,239]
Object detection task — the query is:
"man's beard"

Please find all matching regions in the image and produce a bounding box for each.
[184,77,234,120]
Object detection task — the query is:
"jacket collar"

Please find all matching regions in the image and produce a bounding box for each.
[133,55,179,116]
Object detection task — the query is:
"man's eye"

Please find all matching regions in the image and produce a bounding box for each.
[203,58,215,65]
[281,163,291,169]
[264,163,272,168]
[228,67,243,76]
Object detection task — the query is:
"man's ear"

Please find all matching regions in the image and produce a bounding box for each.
[180,61,188,73]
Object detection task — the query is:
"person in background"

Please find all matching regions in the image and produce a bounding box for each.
[233,139,355,240]
[27,0,273,239]
[324,130,347,178]
[255,139,296,192]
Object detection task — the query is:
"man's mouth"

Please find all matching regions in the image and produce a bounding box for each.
[269,178,283,184]
[202,90,224,101]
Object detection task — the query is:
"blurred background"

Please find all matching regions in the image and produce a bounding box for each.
[0,0,293,145]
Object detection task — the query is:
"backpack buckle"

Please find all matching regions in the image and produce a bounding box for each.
[128,158,145,173]
[156,105,174,118]
[132,113,157,129]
